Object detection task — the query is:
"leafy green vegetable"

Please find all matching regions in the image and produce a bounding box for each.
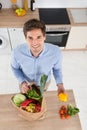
[40,74,48,96]
[27,89,42,100]
[12,93,26,107]
[67,104,80,116]
[26,74,48,100]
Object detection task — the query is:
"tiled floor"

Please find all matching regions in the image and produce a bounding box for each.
[49,51,87,130]
[62,51,87,130]
[0,51,87,130]
[49,50,87,130]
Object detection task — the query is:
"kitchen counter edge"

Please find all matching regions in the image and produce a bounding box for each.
[0,8,87,28]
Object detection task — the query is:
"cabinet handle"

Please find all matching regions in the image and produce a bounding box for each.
[46,32,68,36]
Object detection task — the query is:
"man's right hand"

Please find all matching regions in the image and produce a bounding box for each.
[20,81,31,93]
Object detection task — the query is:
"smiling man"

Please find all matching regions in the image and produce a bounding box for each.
[11,18,65,94]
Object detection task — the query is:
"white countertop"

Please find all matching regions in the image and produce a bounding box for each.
[67,8,87,26]
[70,8,87,23]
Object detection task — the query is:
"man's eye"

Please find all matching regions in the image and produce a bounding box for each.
[28,37,32,40]
[37,36,42,39]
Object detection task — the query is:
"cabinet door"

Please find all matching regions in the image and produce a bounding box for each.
[8,28,26,49]
[66,26,87,49]
[0,28,11,54]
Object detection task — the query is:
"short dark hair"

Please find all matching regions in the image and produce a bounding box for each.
[23,19,46,37]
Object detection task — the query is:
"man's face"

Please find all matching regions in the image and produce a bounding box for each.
[25,29,46,57]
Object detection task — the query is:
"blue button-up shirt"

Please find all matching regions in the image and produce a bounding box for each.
[11,43,63,86]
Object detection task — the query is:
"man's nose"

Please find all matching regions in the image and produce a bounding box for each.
[32,39,38,44]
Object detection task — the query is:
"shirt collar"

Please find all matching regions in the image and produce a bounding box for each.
[39,44,46,57]
[28,44,46,58]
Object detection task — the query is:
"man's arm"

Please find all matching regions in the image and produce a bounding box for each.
[53,48,65,94]
[11,50,26,84]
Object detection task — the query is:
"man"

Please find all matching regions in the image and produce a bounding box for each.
[11,18,65,94]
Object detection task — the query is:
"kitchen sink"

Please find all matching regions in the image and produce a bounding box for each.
[70,8,87,23]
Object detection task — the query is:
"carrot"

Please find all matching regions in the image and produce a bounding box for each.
[65,114,71,119]
[61,114,66,119]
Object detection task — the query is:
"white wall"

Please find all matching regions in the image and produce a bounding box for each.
[0,0,87,8]
[36,0,87,8]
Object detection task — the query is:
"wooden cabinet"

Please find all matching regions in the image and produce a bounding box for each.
[66,26,87,49]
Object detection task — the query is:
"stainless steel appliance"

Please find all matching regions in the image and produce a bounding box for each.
[0,28,11,54]
[45,26,70,47]
[39,8,71,47]
[0,3,2,10]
